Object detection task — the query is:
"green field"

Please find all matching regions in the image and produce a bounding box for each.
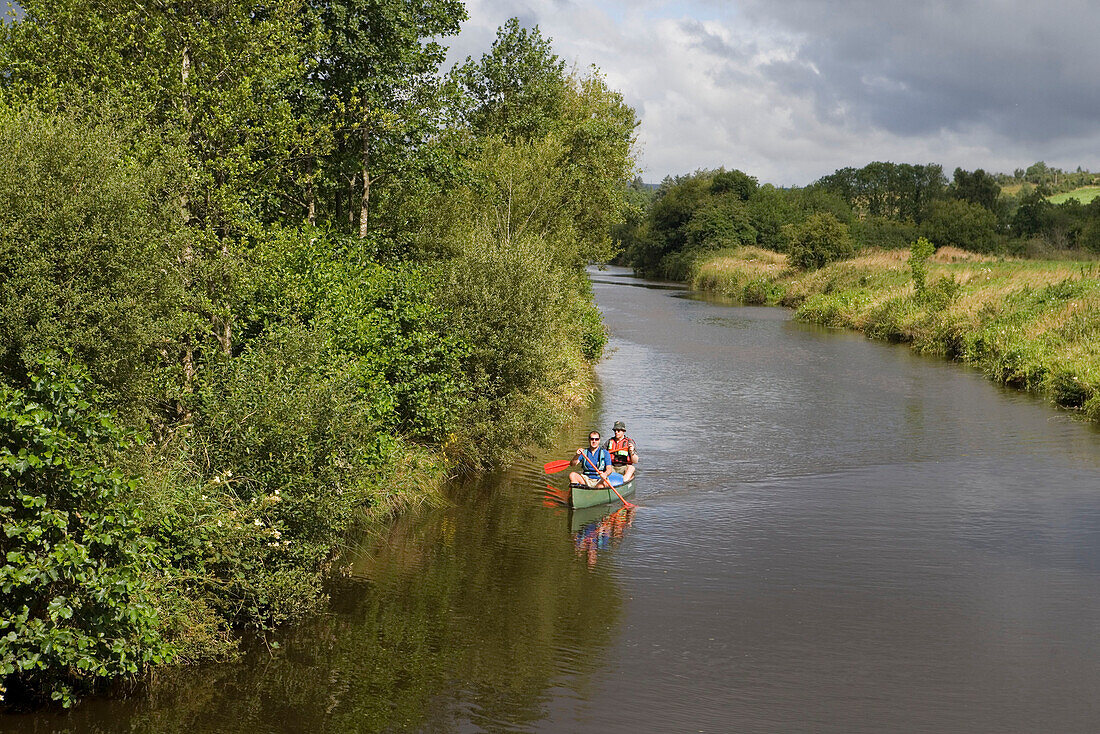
[1047,186,1100,205]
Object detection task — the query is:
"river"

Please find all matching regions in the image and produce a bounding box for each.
[9,266,1100,733]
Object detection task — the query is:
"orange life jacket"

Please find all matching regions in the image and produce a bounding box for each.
[606,436,635,465]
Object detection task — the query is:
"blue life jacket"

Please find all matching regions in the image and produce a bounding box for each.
[578,447,611,477]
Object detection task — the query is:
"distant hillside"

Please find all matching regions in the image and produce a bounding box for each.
[1047,186,1100,205]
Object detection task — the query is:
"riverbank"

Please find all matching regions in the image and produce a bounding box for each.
[692,246,1100,421]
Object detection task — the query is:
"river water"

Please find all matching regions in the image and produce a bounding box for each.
[9,267,1100,733]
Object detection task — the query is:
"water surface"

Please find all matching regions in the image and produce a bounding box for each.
[9,267,1100,733]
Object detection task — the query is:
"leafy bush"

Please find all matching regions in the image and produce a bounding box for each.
[180,326,392,631]
[795,290,873,328]
[924,275,962,311]
[684,199,757,251]
[244,228,472,442]
[787,212,854,270]
[1048,367,1092,408]
[852,216,919,250]
[922,199,1000,252]
[711,169,758,200]
[0,107,185,414]
[436,232,596,465]
[908,237,936,294]
[863,295,921,343]
[1,358,172,707]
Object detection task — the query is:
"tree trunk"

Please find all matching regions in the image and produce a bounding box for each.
[218,235,231,357]
[180,44,192,226]
[359,125,371,238]
[179,43,194,418]
[349,173,357,230]
[306,158,316,225]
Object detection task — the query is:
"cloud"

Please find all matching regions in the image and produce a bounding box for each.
[447,1,1100,185]
[742,1,1100,140]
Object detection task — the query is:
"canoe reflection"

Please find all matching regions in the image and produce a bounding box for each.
[570,504,636,568]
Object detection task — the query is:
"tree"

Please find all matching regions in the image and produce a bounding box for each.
[435,69,637,269]
[2,0,316,230]
[1,0,325,389]
[787,212,854,269]
[684,198,756,251]
[747,184,797,251]
[813,162,946,221]
[312,0,466,237]
[952,167,1001,211]
[1012,188,1053,237]
[711,169,758,200]
[908,236,936,294]
[454,18,568,142]
[922,199,999,252]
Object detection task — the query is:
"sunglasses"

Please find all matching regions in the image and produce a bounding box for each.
[589,437,600,442]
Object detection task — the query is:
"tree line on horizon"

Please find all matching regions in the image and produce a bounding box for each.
[0,3,637,709]
[621,161,1100,279]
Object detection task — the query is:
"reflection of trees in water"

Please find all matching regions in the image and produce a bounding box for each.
[573,506,636,569]
[25,471,624,733]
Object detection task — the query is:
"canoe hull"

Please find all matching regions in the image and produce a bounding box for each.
[569,477,636,509]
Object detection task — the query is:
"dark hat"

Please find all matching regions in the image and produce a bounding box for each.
[613,420,626,430]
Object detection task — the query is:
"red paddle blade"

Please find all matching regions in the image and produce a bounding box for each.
[543,484,569,506]
[543,459,572,474]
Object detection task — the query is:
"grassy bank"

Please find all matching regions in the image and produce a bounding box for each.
[692,247,1100,421]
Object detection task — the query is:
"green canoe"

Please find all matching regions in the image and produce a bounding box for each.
[569,477,636,509]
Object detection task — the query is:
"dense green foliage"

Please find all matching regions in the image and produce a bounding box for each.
[0,3,636,708]
[623,169,789,278]
[620,159,1100,279]
[908,237,936,295]
[815,162,946,222]
[1,359,172,707]
[786,213,854,270]
[0,108,186,412]
[922,199,999,253]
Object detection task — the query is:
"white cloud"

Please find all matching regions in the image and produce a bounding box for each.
[447,0,1100,185]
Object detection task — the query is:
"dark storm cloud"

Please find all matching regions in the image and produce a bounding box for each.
[736,0,1100,142]
[679,18,752,60]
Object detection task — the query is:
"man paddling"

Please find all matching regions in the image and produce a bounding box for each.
[605,420,638,481]
[569,431,615,487]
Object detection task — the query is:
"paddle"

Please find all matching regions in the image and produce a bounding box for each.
[576,450,635,509]
[543,459,573,474]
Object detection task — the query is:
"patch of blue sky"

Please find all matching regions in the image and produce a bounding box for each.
[3,1,24,23]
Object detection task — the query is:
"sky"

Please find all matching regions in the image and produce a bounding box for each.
[444,0,1100,186]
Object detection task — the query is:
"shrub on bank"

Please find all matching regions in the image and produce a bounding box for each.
[1,359,173,707]
[436,232,601,466]
[921,199,1001,253]
[787,213,854,270]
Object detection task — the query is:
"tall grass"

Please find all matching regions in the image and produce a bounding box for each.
[690,247,1100,421]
